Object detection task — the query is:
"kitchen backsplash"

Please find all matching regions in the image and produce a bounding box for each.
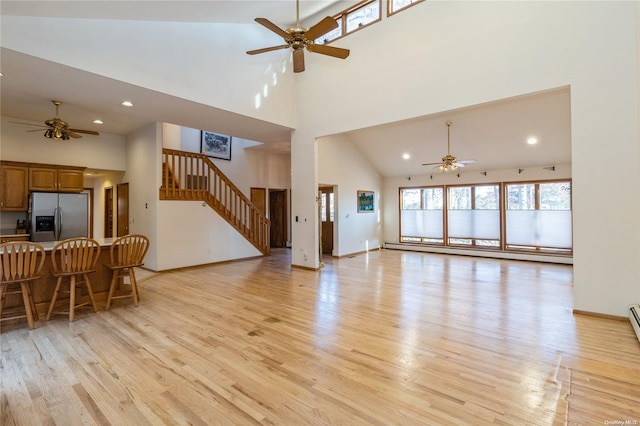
[0,211,28,235]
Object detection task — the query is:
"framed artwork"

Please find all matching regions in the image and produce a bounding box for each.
[357,190,375,213]
[201,131,232,160]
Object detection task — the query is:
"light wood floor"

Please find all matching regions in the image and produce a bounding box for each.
[2,249,639,425]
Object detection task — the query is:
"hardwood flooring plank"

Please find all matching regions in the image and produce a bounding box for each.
[2,249,639,425]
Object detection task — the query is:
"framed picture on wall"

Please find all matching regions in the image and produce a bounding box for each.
[357,190,375,213]
[201,131,232,160]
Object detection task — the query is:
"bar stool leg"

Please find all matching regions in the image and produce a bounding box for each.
[105,270,119,310]
[69,276,76,322]
[83,274,99,313]
[129,268,140,307]
[20,282,36,330]
[46,277,63,321]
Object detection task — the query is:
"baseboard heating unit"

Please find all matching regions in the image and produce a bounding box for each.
[630,304,640,343]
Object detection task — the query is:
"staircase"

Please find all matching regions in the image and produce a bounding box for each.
[160,148,270,255]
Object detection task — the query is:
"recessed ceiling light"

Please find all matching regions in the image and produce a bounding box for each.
[121,101,133,107]
[402,153,411,160]
[527,137,538,145]
[93,119,103,125]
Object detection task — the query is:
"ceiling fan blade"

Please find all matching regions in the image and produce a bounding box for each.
[11,121,46,128]
[421,162,442,166]
[293,49,305,73]
[68,128,100,136]
[247,44,290,55]
[307,43,350,59]
[67,131,83,139]
[254,18,291,40]
[458,159,477,164]
[304,16,338,41]
[454,162,466,168]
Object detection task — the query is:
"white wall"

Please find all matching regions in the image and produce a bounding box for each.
[172,126,292,196]
[84,171,125,240]
[0,116,127,170]
[156,123,268,270]
[291,2,639,316]
[1,17,297,129]
[156,201,260,270]
[0,116,128,239]
[121,123,161,269]
[318,134,382,256]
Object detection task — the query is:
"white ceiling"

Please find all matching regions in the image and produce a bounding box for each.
[0,1,572,177]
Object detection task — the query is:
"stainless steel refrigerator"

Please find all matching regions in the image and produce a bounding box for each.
[30,192,89,242]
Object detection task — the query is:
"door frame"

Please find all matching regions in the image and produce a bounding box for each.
[116,182,129,237]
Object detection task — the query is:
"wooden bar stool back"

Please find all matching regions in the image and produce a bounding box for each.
[0,242,46,330]
[105,234,150,310]
[46,238,101,322]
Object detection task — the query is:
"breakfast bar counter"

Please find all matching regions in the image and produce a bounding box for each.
[3,238,119,319]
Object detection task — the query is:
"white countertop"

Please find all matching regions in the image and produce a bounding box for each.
[37,237,117,251]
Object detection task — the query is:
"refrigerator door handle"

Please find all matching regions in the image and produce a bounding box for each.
[58,207,64,240]
[54,206,62,241]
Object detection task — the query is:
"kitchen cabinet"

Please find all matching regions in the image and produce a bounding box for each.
[29,167,84,192]
[0,165,29,211]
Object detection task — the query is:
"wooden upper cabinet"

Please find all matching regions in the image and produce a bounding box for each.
[29,167,58,191]
[29,167,84,192]
[0,165,29,211]
[57,169,84,192]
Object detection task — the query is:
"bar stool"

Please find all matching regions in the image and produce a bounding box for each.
[105,234,150,310]
[47,238,101,322]
[0,241,46,330]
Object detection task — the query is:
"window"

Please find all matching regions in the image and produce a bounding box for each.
[346,1,380,32]
[447,185,500,248]
[398,180,571,256]
[388,0,425,16]
[505,181,572,253]
[315,0,381,45]
[321,192,335,222]
[400,187,444,244]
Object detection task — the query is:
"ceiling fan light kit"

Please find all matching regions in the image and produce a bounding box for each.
[15,100,101,141]
[247,0,350,73]
[422,121,476,173]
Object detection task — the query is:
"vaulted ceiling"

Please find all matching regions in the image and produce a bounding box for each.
[0,1,571,177]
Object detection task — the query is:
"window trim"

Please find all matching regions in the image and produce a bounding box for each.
[399,179,572,256]
[316,0,382,45]
[387,0,426,17]
[503,179,573,254]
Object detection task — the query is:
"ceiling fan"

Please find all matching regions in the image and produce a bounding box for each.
[15,100,100,140]
[246,0,350,73]
[422,121,477,172]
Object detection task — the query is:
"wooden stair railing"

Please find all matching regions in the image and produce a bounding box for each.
[160,149,270,255]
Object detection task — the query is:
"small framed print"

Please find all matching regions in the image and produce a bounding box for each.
[201,131,232,160]
[357,190,375,213]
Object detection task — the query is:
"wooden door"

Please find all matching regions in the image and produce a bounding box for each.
[319,186,334,254]
[269,189,287,248]
[251,188,266,215]
[104,187,113,238]
[116,183,129,237]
